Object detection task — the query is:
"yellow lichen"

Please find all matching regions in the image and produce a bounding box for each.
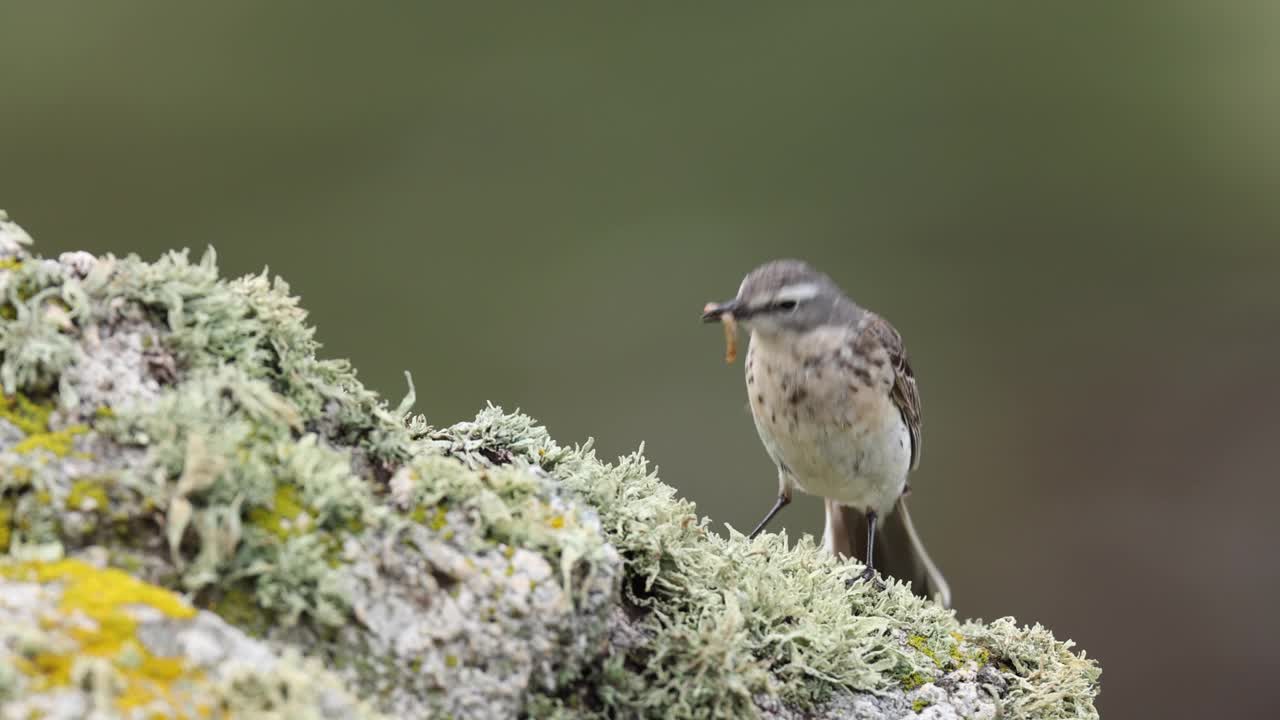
[429,506,448,531]
[13,424,88,457]
[907,634,942,667]
[1,394,89,458]
[0,497,12,551]
[548,514,565,530]
[0,559,202,713]
[67,478,110,511]
[0,393,53,436]
[0,257,22,272]
[248,484,306,539]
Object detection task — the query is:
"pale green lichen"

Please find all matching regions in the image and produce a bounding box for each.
[0,259,85,394]
[962,617,1100,719]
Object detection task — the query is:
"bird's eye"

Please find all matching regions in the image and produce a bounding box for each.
[776,300,798,312]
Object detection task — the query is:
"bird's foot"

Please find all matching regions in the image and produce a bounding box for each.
[847,566,885,592]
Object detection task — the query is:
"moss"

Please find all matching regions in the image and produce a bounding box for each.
[0,258,22,272]
[912,698,932,713]
[210,586,270,637]
[900,671,929,691]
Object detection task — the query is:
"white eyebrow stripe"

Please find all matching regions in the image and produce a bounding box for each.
[774,282,821,303]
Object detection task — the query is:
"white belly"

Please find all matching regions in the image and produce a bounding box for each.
[746,331,912,515]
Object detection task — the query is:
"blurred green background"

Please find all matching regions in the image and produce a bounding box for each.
[3,3,1277,717]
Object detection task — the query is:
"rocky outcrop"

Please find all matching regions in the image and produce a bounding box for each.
[0,210,1099,719]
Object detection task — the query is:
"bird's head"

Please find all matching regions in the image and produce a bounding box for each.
[702,259,850,339]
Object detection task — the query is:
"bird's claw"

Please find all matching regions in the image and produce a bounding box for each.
[847,566,885,592]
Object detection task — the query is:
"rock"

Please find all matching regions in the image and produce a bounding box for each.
[0,211,1100,719]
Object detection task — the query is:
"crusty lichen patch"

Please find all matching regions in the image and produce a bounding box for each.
[0,558,388,720]
[1,558,202,713]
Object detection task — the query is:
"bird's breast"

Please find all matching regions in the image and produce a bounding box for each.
[745,330,909,512]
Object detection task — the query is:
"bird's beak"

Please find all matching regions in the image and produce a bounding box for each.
[701,299,742,323]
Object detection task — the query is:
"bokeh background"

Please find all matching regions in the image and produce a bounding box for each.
[3,3,1277,717]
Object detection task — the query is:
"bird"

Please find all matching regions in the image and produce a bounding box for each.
[702,259,950,607]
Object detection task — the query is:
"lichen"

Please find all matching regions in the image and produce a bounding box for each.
[0,558,388,719]
[0,497,12,551]
[0,559,201,710]
[66,476,110,512]
[12,423,87,457]
[0,392,52,435]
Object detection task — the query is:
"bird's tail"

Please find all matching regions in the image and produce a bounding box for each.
[823,497,951,608]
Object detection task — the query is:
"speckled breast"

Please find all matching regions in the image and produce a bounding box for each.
[744,328,911,513]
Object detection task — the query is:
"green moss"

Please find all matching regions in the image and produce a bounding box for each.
[912,698,932,713]
[210,587,270,637]
[901,671,929,691]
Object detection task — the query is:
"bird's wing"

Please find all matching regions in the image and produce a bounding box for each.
[865,314,922,469]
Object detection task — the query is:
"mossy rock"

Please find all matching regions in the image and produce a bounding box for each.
[0,210,1099,719]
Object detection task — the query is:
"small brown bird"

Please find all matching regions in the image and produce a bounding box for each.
[703,259,950,607]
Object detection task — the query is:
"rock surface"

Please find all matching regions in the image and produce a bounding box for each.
[0,210,1100,719]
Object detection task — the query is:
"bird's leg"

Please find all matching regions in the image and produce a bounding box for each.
[859,510,879,582]
[747,493,791,539]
